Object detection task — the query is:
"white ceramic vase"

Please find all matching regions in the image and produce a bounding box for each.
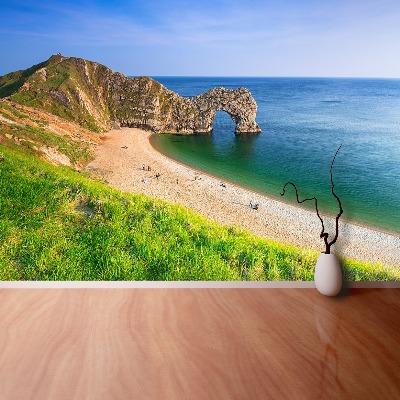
[314,253,342,296]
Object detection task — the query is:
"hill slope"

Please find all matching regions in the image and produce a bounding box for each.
[1,145,397,280]
[0,55,261,134]
[0,98,99,168]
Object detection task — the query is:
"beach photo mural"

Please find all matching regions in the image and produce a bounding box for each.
[0,0,399,280]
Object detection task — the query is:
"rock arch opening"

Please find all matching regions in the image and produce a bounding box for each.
[211,110,237,133]
[191,87,261,134]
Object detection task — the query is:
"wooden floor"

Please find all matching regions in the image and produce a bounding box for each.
[0,287,399,399]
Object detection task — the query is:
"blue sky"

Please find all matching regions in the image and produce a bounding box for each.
[1,0,400,77]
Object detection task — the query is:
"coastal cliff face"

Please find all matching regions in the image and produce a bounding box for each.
[0,54,261,134]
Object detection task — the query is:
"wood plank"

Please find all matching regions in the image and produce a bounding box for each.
[0,288,399,399]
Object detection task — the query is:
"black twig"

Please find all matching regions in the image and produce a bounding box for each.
[280,144,343,254]
[327,144,343,249]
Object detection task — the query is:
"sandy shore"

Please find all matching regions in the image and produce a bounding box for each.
[86,128,400,268]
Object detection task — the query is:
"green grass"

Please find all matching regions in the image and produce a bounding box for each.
[4,56,112,133]
[0,101,29,119]
[0,122,92,166]
[0,101,50,126]
[0,145,399,281]
[0,59,49,98]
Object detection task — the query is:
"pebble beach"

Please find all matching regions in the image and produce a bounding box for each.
[86,128,400,268]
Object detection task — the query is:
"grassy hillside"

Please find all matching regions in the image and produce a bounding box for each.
[1,145,398,281]
[0,99,97,168]
[0,95,397,281]
[0,58,50,98]
[4,55,112,132]
[0,55,180,133]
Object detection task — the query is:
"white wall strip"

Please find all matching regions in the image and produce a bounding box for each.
[0,281,399,289]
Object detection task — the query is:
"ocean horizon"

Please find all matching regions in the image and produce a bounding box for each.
[148,76,400,236]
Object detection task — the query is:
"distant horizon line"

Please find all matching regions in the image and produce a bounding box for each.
[142,75,400,80]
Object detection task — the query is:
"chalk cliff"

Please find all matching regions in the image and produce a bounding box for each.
[0,55,261,134]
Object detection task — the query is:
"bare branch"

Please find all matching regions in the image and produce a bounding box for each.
[280,182,329,252]
[280,144,343,254]
[328,144,343,248]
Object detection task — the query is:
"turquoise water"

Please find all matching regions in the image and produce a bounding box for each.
[150,77,400,235]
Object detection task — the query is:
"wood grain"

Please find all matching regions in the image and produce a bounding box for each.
[0,288,399,399]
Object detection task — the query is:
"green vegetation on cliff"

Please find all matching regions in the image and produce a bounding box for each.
[0,145,398,281]
[0,58,50,98]
[0,54,261,134]
[0,100,93,167]
[3,55,110,132]
[0,55,178,132]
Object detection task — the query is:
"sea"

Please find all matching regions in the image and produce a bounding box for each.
[148,77,400,236]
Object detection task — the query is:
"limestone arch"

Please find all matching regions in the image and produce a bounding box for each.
[192,87,261,134]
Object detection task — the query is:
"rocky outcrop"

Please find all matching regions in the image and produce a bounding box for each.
[192,87,261,133]
[110,78,261,134]
[1,55,261,134]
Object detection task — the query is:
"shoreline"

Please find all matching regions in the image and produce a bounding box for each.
[149,133,399,239]
[86,128,400,268]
